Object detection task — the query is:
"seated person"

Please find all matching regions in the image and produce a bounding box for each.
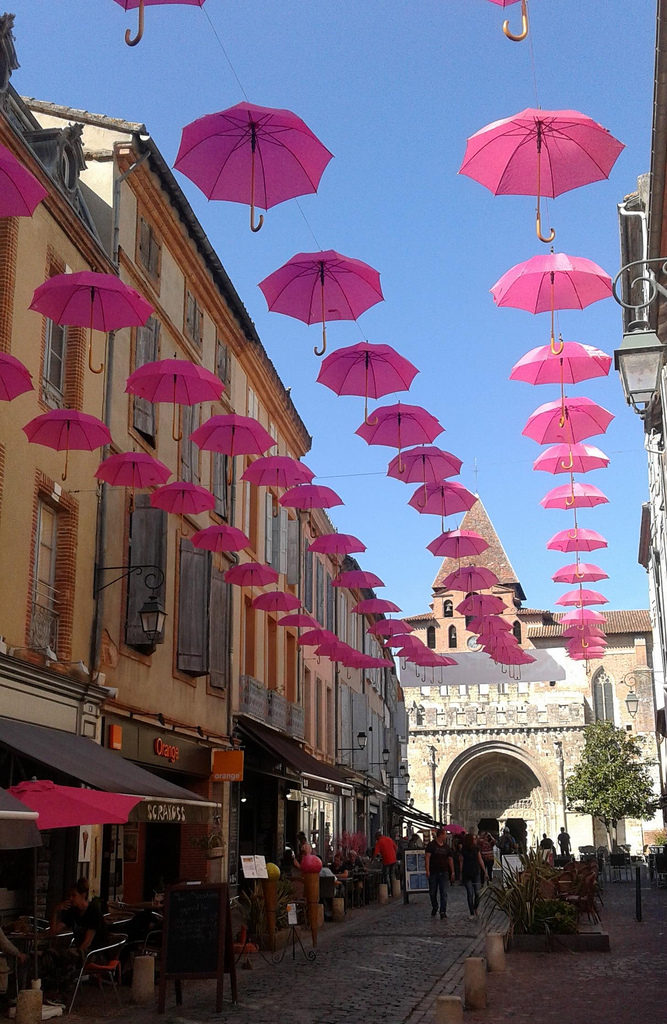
[330,852,349,878]
[50,884,109,955]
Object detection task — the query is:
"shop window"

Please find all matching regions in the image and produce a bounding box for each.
[427,625,436,649]
[125,494,167,648]
[177,537,210,674]
[448,625,457,649]
[132,317,160,444]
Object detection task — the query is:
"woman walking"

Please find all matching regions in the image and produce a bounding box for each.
[460,834,486,918]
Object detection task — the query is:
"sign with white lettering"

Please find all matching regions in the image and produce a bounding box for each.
[212,749,244,782]
[240,855,268,879]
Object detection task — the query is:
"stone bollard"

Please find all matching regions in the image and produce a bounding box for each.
[392,877,402,898]
[16,979,42,1024]
[434,995,463,1024]
[131,954,155,1004]
[485,932,506,972]
[332,896,345,922]
[464,957,487,1010]
[378,882,388,904]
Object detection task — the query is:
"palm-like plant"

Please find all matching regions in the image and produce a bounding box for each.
[479,850,561,936]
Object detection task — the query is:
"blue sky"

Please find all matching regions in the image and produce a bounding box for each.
[14,0,656,617]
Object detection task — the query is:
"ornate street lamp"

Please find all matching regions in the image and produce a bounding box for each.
[614,325,664,416]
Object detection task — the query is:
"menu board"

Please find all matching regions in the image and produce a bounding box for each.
[404,851,428,892]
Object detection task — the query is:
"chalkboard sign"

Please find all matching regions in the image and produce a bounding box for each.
[158,882,236,1013]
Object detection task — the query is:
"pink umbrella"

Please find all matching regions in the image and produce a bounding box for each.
[523,397,614,445]
[242,455,314,489]
[546,527,608,552]
[456,593,506,616]
[191,523,250,553]
[368,619,413,638]
[408,482,476,525]
[150,481,216,516]
[441,565,499,591]
[278,483,343,512]
[355,402,444,471]
[486,0,529,41]
[552,562,609,584]
[349,652,391,669]
[175,102,333,232]
[533,443,609,475]
[560,608,607,625]
[23,409,111,481]
[333,569,384,589]
[252,591,301,612]
[30,271,153,374]
[224,561,278,587]
[352,598,401,614]
[556,588,608,607]
[94,451,171,491]
[316,341,417,419]
[0,143,48,217]
[442,822,466,835]
[460,110,623,242]
[191,414,276,485]
[0,353,34,401]
[510,342,612,385]
[113,0,206,46]
[561,624,606,640]
[387,447,462,498]
[540,482,609,510]
[427,529,489,559]
[468,615,513,635]
[309,533,366,557]
[125,358,224,440]
[315,641,356,663]
[259,251,384,356]
[278,612,318,629]
[298,628,338,647]
[8,779,141,830]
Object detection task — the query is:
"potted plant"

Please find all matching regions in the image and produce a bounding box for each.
[189,828,226,859]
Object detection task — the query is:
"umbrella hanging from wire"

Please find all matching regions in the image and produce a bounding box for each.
[150,481,216,518]
[332,569,385,589]
[442,565,500,591]
[540,481,609,510]
[0,353,34,401]
[555,588,608,607]
[308,533,366,557]
[426,529,489,559]
[23,409,112,481]
[352,598,401,614]
[191,523,250,554]
[242,455,314,489]
[486,0,529,41]
[456,592,506,616]
[112,0,207,47]
[252,591,301,612]
[510,341,612,385]
[317,341,418,418]
[356,402,444,473]
[225,561,279,588]
[94,451,171,509]
[523,396,614,445]
[387,446,462,507]
[259,250,384,355]
[190,413,276,485]
[0,142,48,216]
[125,358,224,441]
[552,562,608,584]
[533,443,609,475]
[175,102,333,232]
[546,527,608,553]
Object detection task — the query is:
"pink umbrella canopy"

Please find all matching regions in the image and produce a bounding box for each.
[0,353,34,401]
[456,592,506,616]
[352,598,401,615]
[552,562,609,584]
[174,102,333,232]
[387,446,462,484]
[252,591,301,612]
[408,481,476,519]
[540,481,609,510]
[491,252,613,312]
[533,443,609,475]
[441,565,500,592]
[190,414,276,457]
[125,358,223,404]
[0,143,48,217]
[427,529,490,559]
[95,451,171,489]
[556,588,608,607]
[442,822,466,835]
[113,0,206,46]
[278,612,318,628]
[546,527,608,552]
[367,619,413,638]
[510,341,612,385]
[298,628,338,647]
[9,780,141,830]
[523,397,614,445]
[332,569,385,589]
[315,641,356,662]
[150,481,216,516]
[316,341,418,418]
[560,608,607,625]
[309,533,366,557]
[278,483,343,512]
[224,561,279,587]
[468,615,513,635]
[242,455,314,489]
[561,624,606,640]
[23,409,112,481]
[191,523,250,553]
[356,403,444,457]
[460,109,623,242]
[259,250,384,356]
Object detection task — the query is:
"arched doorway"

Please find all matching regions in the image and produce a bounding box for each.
[441,742,556,848]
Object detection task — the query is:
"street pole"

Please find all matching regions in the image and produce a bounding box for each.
[554,739,568,833]
[428,745,439,822]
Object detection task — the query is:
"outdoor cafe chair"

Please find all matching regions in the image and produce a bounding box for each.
[68,933,127,1014]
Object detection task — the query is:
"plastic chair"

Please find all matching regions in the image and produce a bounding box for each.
[68,934,127,1014]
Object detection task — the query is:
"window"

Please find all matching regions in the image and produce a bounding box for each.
[212,453,231,519]
[177,537,210,674]
[180,405,200,484]
[30,501,59,652]
[215,335,231,390]
[326,573,334,632]
[439,685,449,696]
[518,680,529,694]
[287,518,299,585]
[125,494,167,648]
[415,708,424,727]
[303,549,313,612]
[138,215,161,283]
[316,559,324,624]
[42,319,67,404]
[459,684,468,697]
[592,668,615,723]
[498,682,509,695]
[209,566,232,690]
[184,289,203,348]
[436,710,447,727]
[133,318,160,444]
[426,625,436,648]
[448,625,457,649]
[420,685,431,696]
[479,683,489,697]
[316,677,323,748]
[443,600,453,617]
[513,620,522,643]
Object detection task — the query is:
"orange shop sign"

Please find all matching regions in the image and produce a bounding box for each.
[212,749,244,782]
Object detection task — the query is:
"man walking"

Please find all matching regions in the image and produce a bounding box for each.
[557,826,571,858]
[373,829,398,894]
[425,828,455,919]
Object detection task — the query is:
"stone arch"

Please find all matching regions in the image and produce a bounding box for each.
[439,741,558,842]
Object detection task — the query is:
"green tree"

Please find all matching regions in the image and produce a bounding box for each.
[565,720,659,848]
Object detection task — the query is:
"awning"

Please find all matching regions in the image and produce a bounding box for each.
[390,794,437,830]
[401,648,566,687]
[238,717,352,797]
[0,787,41,849]
[0,717,209,806]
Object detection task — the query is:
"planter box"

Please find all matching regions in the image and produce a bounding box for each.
[509,932,610,953]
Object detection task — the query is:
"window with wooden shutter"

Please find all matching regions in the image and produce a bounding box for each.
[209,565,231,690]
[43,320,67,405]
[133,318,160,444]
[286,518,299,585]
[270,502,281,571]
[138,216,161,283]
[177,537,210,675]
[325,573,334,632]
[180,404,200,484]
[265,493,274,564]
[212,452,229,519]
[215,335,231,388]
[185,290,203,348]
[125,494,167,648]
[303,549,313,612]
[278,509,288,576]
[316,559,324,624]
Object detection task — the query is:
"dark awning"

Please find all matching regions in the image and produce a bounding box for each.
[0,787,41,849]
[390,794,437,829]
[238,717,352,796]
[0,717,205,803]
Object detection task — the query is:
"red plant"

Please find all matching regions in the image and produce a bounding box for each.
[340,830,368,856]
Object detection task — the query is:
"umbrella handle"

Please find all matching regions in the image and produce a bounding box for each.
[125,0,145,46]
[62,446,69,482]
[88,330,103,375]
[550,333,564,357]
[172,404,182,442]
[250,204,264,233]
[502,0,529,41]
[560,451,574,471]
[314,322,327,357]
[536,204,555,244]
[249,146,264,232]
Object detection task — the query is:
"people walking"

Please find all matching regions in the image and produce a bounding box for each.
[459,834,486,917]
[425,828,455,919]
[373,828,398,893]
[557,826,571,858]
[539,833,555,866]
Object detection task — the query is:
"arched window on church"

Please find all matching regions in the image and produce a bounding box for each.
[513,620,522,643]
[426,625,436,649]
[443,599,453,617]
[592,668,615,723]
[448,625,457,649]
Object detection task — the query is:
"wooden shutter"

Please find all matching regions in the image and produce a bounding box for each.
[265,493,274,563]
[303,550,313,612]
[209,566,231,690]
[326,573,334,632]
[279,509,288,575]
[133,319,159,441]
[180,405,200,484]
[125,494,167,647]
[286,518,299,585]
[271,504,281,570]
[177,538,210,674]
[216,337,231,388]
[316,559,324,624]
[212,453,228,518]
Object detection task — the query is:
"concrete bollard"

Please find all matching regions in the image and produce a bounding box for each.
[332,896,345,922]
[392,877,402,898]
[464,956,487,1010]
[16,980,42,1024]
[434,994,463,1023]
[485,932,506,972]
[131,954,155,1004]
[378,882,388,904]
